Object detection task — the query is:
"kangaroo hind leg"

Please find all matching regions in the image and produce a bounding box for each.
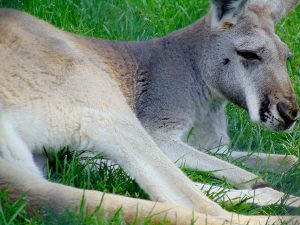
[0,113,41,176]
[0,158,234,225]
[78,107,228,216]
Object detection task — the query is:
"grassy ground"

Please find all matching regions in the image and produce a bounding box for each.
[0,0,299,224]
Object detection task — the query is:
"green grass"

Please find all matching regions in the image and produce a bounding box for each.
[0,0,300,224]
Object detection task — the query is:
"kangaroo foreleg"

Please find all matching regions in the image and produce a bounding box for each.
[195,182,300,208]
[217,149,298,174]
[153,135,266,189]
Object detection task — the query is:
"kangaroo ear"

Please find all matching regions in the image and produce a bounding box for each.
[210,0,248,30]
[269,0,299,22]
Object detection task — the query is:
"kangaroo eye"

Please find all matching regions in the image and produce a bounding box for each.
[237,50,260,61]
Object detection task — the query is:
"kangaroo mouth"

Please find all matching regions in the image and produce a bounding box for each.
[259,96,271,124]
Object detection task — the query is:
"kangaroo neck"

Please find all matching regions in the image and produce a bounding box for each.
[85,16,222,113]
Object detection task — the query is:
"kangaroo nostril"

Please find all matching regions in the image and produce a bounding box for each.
[277,102,297,127]
[291,109,300,120]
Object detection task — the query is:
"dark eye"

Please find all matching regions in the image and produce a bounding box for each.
[237,50,260,61]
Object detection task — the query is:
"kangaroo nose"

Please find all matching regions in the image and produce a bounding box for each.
[277,102,299,128]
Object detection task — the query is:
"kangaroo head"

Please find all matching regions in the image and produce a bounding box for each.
[204,0,299,131]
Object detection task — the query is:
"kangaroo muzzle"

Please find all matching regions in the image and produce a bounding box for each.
[276,101,299,129]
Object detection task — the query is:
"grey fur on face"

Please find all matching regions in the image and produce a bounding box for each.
[128,0,299,135]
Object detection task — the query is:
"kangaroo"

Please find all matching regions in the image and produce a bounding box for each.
[0,0,299,224]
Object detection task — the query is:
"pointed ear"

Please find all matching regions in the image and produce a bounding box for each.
[268,0,299,22]
[209,0,248,30]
